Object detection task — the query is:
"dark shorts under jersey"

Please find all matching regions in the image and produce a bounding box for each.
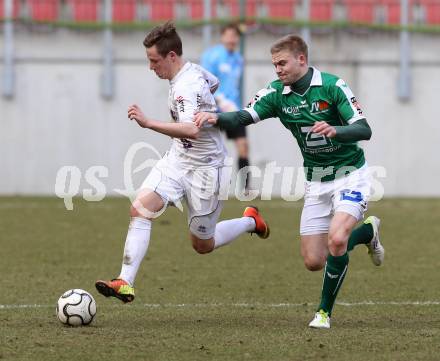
[225,124,247,139]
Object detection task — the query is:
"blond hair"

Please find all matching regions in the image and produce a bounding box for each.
[270,34,308,61]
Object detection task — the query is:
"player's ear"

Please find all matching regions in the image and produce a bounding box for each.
[168,51,178,61]
[298,54,307,65]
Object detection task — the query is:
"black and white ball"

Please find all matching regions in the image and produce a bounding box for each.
[56,289,97,326]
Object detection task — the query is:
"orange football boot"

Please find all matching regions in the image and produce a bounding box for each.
[95,278,135,303]
[243,206,270,239]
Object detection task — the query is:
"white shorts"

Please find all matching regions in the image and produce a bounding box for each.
[141,154,224,240]
[300,164,371,235]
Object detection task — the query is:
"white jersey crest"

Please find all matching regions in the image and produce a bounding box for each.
[168,62,226,169]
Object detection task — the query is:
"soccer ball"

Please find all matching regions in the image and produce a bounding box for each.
[56,289,97,326]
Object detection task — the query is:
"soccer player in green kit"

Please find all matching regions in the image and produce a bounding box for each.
[194,34,385,329]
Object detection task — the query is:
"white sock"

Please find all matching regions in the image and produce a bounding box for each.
[119,217,152,286]
[214,217,255,249]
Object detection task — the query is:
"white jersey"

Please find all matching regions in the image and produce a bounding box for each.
[167,62,226,169]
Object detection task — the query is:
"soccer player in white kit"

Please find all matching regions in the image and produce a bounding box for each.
[95,22,269,303]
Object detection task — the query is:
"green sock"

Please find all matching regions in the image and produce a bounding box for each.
[347,223,374,252]
[318,253,349,316]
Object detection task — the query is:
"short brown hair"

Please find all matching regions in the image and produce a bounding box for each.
[143,21,183,57]
[270,34,308,60]
[221,23,241,36]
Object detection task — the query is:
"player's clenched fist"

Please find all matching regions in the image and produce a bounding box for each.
[128,104,150,128]
[193,111,218,128]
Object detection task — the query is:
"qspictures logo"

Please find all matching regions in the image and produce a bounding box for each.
[54,142,387,214]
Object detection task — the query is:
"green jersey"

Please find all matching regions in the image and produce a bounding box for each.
[244,67,366,182]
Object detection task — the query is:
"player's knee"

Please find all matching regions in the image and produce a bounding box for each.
[130,203,155,220]
[191,237,214,254]
[130,205,148,219]
[129,205,140,218]
[192,242,214,254]
[303,256,325,271]
[328,230,349,255]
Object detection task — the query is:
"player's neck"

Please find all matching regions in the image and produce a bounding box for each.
[291,67,313,95]
[169,58,185,80]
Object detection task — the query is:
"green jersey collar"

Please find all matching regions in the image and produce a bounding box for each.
[282,67,323,95]
[310,67,323,86]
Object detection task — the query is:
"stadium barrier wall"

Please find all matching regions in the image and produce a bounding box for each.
[0,29,439,197]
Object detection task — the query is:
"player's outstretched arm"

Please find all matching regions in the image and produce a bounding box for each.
[128,104,200,139]
[194,110,254,131]
[333,118,371,142]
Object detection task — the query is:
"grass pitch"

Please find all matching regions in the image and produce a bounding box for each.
[1,197,439,361]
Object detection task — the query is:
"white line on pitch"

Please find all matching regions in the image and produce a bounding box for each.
[1,301,440,310]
